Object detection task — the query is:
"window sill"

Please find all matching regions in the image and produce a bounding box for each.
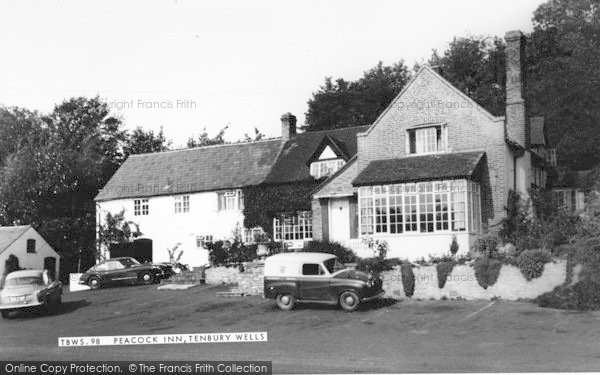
[408,150,449,157]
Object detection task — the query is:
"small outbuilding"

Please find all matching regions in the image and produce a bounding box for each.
[0,225,60,283]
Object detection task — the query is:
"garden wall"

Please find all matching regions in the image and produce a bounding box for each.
[205,262,264,296]
[382,260,568,301]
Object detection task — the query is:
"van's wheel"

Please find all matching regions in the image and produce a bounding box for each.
[276,294,295,311]
[339,291,360,311]
[88,277,101,290]
[140,272,154,285]
[1,310,10,319]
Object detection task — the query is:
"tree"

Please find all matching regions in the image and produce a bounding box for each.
[304,60,411,132]
[0,96,127,277]
[528,0,600,169]
[243,128,265,142]
[429,35,506,116]
[97,210,142,261]
[187,126,228,148]
[123,126,171,157]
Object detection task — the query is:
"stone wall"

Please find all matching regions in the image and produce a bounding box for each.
[205,262,264,296]
[382,260,568,301]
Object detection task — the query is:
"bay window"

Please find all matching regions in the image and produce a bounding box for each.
[273,211,312,241]
[358,180,481,235]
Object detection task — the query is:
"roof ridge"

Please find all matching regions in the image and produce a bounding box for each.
[296,124,370,136]
[128,137,282,158]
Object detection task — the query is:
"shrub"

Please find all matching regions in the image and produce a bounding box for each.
[206,240,260,266]
[516,249,552,280]
[401,263,415,297]
[436,261,456,289]
[473,233,499,257]
[302,240,356,263]
[449,235,459,256]
[356,257,402,273]
[473,257,503,289]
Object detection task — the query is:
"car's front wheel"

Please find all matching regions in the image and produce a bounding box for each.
[140,272,154,285]
[339,290,360,312]
[88,276,101,290]
[275,294,295,311]
[1,310,11,319]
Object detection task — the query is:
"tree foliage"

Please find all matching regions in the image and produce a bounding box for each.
[304,60,411,132]
[123,126,171,157]
[187,126,228,148]
[97,210,142,261]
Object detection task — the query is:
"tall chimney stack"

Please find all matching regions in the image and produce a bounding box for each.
[281,112,297,142]
[505,30,527,147]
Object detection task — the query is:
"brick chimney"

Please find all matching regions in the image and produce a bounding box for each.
[505,30,527,147]
[281,112,296,142]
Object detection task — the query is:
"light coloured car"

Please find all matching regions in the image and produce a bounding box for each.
[264,252,384,311]
[0,270,62,319]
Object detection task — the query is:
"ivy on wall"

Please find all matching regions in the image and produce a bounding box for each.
[242,181,320,237]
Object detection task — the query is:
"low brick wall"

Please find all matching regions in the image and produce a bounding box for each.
[205,262,265,296]
[382,260,568,301]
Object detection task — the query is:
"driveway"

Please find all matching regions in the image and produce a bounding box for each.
[1,283,600,373]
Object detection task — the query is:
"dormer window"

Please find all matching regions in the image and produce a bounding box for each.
[310,159,345,179]
[408,125,447,155]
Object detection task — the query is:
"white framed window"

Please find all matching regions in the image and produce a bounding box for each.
[243,227,266,244]
[358,180,479,235]
[196,235,214,248]
[134,199,149,216]
[174,195,190,213]
[218,190,244,211]
[310,159,345,179]
[273,211,312,241]
[408,125,447,155]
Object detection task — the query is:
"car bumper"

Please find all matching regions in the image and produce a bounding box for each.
[361,290,385,302]
[0,300,45,310]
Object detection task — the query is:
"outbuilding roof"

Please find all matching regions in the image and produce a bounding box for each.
[352,151,485,186]
[0,225,31,254]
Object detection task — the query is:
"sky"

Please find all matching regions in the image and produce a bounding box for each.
[0,0,546,148]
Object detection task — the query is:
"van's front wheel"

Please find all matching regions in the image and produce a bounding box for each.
[275,294,295,310]
[339,291,360,311]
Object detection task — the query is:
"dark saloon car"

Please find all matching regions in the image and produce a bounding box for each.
[79,257,165,289]
[264,252,384,311]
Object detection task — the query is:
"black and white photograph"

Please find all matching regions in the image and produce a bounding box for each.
[1,0,599,374]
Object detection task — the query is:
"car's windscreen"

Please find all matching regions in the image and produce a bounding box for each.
[119,258,140,267]
[324,258,345,274]
[4,276,43,288]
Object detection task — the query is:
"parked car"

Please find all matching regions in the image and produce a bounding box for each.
[264,252,384,311]
[79,257,165,289]
[0,269,63,319]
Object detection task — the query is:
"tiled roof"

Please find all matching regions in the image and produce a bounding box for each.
[0,225,30,254]
[352,151,485,186]
[95,140,283,201]
[264,126,369,184]
[95,125,368,201]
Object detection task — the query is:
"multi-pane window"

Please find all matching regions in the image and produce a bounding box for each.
[243,227,266,244]
[273,212,312,241]
[174,195,190,213]
[218,190,244,211]
[26,239,36,253]
[408,125,446,155]
[360,189,374,235]
[196,235,214,248]
[389,186,403,234]
[134,199,149,216]
[310,159,346,179]
[359,180,479,235]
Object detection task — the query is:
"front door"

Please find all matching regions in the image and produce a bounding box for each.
[329,198,350,242]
